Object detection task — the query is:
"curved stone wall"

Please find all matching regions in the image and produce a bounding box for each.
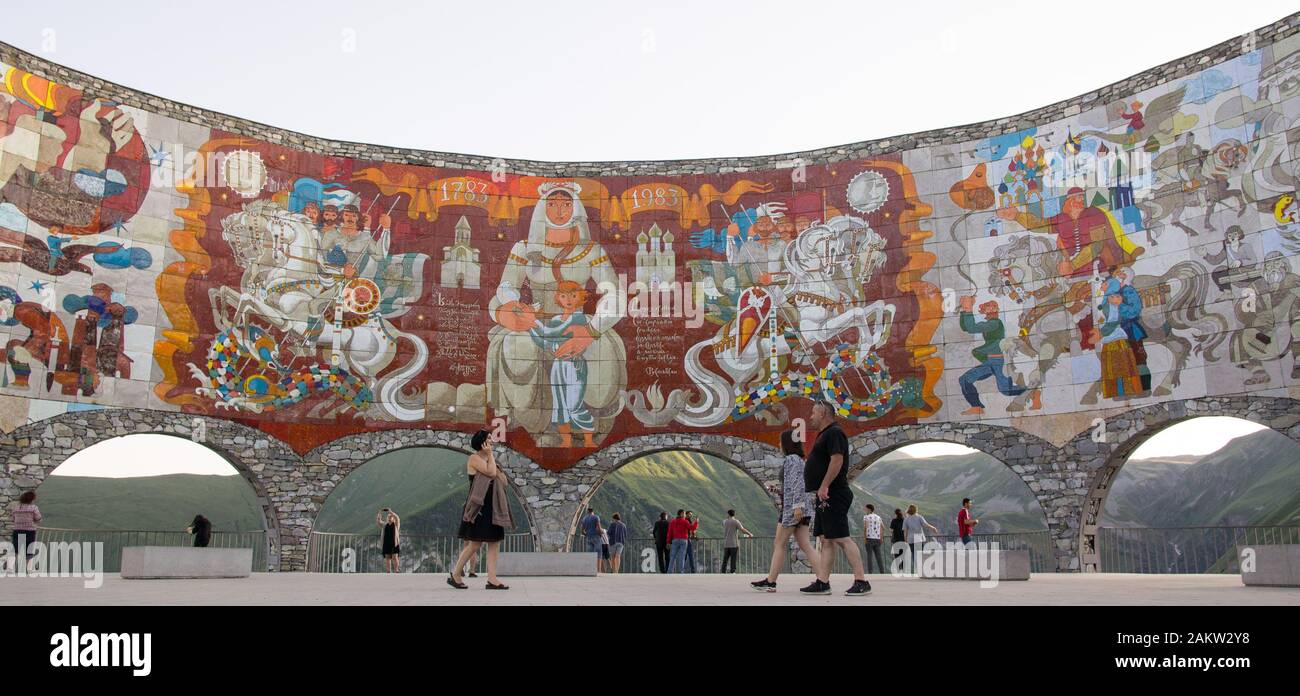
[1,14,1298,570]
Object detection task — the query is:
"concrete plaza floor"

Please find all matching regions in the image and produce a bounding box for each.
[1,572,1297,605]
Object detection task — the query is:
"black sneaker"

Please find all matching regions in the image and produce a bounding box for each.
[798,580,831,595]
[750,579,777,593]
[845,580,872,596]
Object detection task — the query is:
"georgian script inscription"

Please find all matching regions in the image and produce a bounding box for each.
[431,291,485,379]
[633,316,683,380]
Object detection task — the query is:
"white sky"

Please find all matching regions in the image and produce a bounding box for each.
[1,1,1294,160]
[18,3,1290,476]
[895,417,1269,461]
[50,434,239,477]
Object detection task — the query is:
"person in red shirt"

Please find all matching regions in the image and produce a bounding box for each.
[957,498,979,547]
[666,510,695,574]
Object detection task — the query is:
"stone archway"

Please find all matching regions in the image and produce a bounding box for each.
[301,429,542,551]
[558,433,784,551]
[1072,395,1300,572]
[300,429,538,543]
[848,422,1067,568]
[0,408,295,570]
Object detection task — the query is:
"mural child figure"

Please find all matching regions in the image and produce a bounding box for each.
[528,280,596,448]
[957,296,1041,416]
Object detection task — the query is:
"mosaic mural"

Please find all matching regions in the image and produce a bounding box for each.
[1,31,1298,471]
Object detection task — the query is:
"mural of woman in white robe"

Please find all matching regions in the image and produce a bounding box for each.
[486,181,626,447]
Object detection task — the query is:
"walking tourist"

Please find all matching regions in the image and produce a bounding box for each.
[799,400,872,596]
[890,508,906,566]
[957,498,979,547]
[10,490,41,572]
[684,510,700,573]
[752,429,821,592]
[607,513,627,573]
[653,512,670,573]
[579,507,603,573]
[378,508,401,573]
[449,429,513,590]
[862,503,886,574]
[667,509,692,573]
[186,514,212,548]
[903,504,939,574]
[721,510,753,573]
[600,526,611,572]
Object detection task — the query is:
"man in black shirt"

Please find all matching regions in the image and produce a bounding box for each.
[652,512,671,573]
[799,400,871,596]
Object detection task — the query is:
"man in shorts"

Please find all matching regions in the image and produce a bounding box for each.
[799,399,871,596]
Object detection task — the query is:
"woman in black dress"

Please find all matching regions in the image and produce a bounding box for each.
[890,508,906,565]
[378,508,400,573]
[186,514,211,548]
[449,430,511,590]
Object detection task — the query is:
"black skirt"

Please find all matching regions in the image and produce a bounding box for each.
[381,522,400,555]
[458,479,505,542]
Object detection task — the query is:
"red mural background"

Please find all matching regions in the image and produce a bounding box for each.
[155,133,942,469]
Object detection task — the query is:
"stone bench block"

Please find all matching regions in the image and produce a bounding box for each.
[121,546,253,579]
[1239,544,1300,587]
[497,552,597,576]
[918,548,1031,581]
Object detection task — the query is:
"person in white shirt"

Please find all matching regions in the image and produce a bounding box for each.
[861,504,886,574]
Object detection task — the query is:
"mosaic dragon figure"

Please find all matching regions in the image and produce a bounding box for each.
[731,345,925,422]
[186,325,372,414]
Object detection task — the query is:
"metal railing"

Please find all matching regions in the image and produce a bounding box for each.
[1097,526,1300,574]
[569,536,804,575]
[567,531,1056,574]
[306,531,535,573]
[33,527,269,572]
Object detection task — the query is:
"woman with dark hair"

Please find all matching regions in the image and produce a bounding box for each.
[449,430,513,590]
[890,508,906,566]
[10,490,41,570]
[750,429,820,592]
[186,514,212,548]
[378,508,400,572]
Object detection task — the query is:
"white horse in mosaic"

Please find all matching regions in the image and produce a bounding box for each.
[628,215,896,428]
[208,199,427,421]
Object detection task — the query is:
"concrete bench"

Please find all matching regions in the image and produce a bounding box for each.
[121,546,253,579]
[918,548,1031,581]
[1238,544,1300,587]
[496,552,597,577]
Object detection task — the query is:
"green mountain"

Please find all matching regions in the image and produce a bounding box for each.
[851,451,1049,536]
[588,451,778,537]
[589,448,1048,540]
[313,448,530,535]
[1101,429,1300,528]
[36,473,265,532]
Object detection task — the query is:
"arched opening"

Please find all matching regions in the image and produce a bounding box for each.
[309,446,532,572]
[1094,416,1300,573]
[577,448,778,574]
[32,434,273,571]
[849,441,1053,572]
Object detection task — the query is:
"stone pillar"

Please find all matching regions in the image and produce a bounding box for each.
[516,466,600,551]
